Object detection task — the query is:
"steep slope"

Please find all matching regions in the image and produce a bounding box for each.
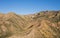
[0,11,60,38]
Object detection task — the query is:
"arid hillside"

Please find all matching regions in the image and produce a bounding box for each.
[0,11,60,38]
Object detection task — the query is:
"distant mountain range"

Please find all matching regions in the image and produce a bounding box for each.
[0,11,60,38]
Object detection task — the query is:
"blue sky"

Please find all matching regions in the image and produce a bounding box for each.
[0,0,60,15]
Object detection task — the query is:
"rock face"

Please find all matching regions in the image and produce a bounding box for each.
[0,11,60,38]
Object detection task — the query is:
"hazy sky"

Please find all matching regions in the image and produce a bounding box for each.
[0,0,60,15]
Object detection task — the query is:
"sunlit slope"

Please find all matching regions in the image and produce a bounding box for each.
[0,11,60,38]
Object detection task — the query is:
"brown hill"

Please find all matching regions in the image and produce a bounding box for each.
[0,11,60,38]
